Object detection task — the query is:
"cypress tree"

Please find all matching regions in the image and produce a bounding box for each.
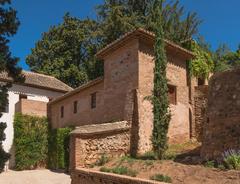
[152,0,171,159]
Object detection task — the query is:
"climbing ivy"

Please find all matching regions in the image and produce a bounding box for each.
[152,0,171,159]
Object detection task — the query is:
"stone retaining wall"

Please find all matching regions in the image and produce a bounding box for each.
[71,168,165,184]
[201,69,240,160]
[70,121,130,169]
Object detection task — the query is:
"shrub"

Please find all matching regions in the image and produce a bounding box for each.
[100,166,138,177]
[0,122,10,172]
[95,153,109,166]
[204,160,215,168]
[48,126,73,170]
[222,149,240,170]
[150,174,172,183]
[14,113,48,170]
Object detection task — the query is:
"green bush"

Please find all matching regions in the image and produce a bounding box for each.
[48,126,72,170]
[223,149,240,170]
[100,166,138,177]
[0,122,10,172]
[95,153,109,166]
[204,160,215,168]
[14,113,48,170]
[150,174,172,183]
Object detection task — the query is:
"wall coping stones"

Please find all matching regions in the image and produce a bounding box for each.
[72,167,166,184]
[70,121,130,137]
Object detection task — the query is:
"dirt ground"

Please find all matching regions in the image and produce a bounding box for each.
[95,142,240,184]
[0,169,71,184]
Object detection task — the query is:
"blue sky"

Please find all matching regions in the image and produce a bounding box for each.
[8,0,240,70]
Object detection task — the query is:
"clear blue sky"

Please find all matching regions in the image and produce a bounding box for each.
[8,0,240,70]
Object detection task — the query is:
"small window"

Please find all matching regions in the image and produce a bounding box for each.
[198,78,205,86]
[61,106,64,118]
[91,92,97,109]
[73,101,78,114]
[168,85,177,105]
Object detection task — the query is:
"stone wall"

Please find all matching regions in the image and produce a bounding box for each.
[70,121,130,169]
[71,168,165,184]
[193,85,208,142]
[201,69,240,160]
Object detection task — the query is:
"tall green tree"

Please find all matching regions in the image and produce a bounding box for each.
[152,0,171,159]
[97,0,201,45]
[26,14,103,88]
[0,0,22,172]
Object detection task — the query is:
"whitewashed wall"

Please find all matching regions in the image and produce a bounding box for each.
[1,84,64,161]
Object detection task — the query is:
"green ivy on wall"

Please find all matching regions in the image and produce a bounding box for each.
[48,126,73,170]
[14,113,48,170]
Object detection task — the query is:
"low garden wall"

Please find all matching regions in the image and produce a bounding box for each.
[71,168,165,184]
[70,121,130,169]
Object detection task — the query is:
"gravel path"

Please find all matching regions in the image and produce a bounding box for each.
[0,169,71,184]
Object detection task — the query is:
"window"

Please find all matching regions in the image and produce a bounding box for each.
[91,92,97,109]
[168,85,177,105]
[73,101,78,114]
[61,106,64,118]
[198,78,205,86]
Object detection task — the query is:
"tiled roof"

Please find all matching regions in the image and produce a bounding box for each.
[96,28,194,59]
[0,70,73,92]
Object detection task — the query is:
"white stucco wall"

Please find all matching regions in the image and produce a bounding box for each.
[1,84,64,155]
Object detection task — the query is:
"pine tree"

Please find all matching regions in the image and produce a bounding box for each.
[0,0,23,172]
[152,0,171,159]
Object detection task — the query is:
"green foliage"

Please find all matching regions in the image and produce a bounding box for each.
[152,0,171,159]
[188,41,214,80]
[0,0,23,172]
[48,126,73,170]
[26,14,103,88]
[14,113,48,170]
[223,150,240,170]
[150,174,172,183]
[138,151,157,160]
[0,123,10,172]
[95,153,109,166]
[204,160,215,168]
[97,0,201,45]
[100,166,138,177]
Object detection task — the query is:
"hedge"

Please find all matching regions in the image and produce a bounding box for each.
[48,126,73,170]
[14,113,73,171]
[14,113,48,170]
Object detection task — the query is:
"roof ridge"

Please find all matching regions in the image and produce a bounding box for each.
[23,70,55,79]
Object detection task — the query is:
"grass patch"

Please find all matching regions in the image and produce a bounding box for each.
[100,166,138,177]
[204,160,215,168]
[150,174,172,183]
[95,154,109,166]
[138,151,157,160]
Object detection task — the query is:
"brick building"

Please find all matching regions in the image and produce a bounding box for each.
[48,29,197,158]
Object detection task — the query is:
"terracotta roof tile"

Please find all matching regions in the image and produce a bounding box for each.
[0,70,73,92]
